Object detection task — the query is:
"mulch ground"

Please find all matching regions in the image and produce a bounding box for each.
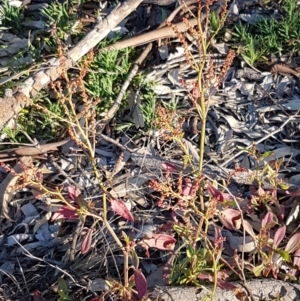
[0,0,300,300]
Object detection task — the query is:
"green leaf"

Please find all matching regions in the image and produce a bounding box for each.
[274,249,291,262]
[253,264,264,277]
[186,247,192,259]
[278,183,290,190]
[260,151,274,159]
[237,145,250,152]
[130,249,140,269]
[58,277,68,292]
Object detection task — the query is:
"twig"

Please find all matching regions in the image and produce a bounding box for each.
[16,257,29,294]
[70,219,84,262]
[13,237,86,289]
[98,17,198,52]
[49,156,84,191]
[0,139,69,159]
[97,133,134,152]
[0,63,50,86]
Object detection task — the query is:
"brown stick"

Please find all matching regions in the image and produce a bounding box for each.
[0,139,69,159]
[99,18,197,52]
[271,63,300,76]
[99,0,198,52]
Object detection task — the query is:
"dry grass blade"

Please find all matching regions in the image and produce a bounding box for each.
[0,156,32,221]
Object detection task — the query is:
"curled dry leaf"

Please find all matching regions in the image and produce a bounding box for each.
[0,156,32,220]
[242,219,256,240]
[110,198,134,221]
[81,228,93,254]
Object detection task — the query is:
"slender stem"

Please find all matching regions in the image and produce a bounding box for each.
[101,194,124,251]
[210,252,218,300]
[124,251,129,287]
[196,4,209,216]
[198,94,206,176]
[193,215,204,246]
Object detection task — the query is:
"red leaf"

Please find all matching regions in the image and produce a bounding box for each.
[293,248,300,267]
[189,182,199,196]
[285,233,300,254]
[33,290,42,301]
[140,234,176,251]
[217,280,238,290]
[192,82,200,98]
[206,184,224,202]
[261,211,272,228]
[289,189,300,197]
[89,297,101,301]
[51,205,78,221]
[182,178,192,196]
[81,228,93,254]
[133,267,147,299]
[198,273,213,282]
[218,209,240,230]
[198,270,230,283]
[110,199,134,221]
[261,211,277,228]
[161,162,178,171]
[160,223,173,233]
[67,186,81,201]
[214,227,224,249]
[257,186,265,196]
[273,225,286,249]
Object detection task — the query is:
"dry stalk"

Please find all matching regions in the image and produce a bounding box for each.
[159,0,239,299]
[26,46,137,294]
